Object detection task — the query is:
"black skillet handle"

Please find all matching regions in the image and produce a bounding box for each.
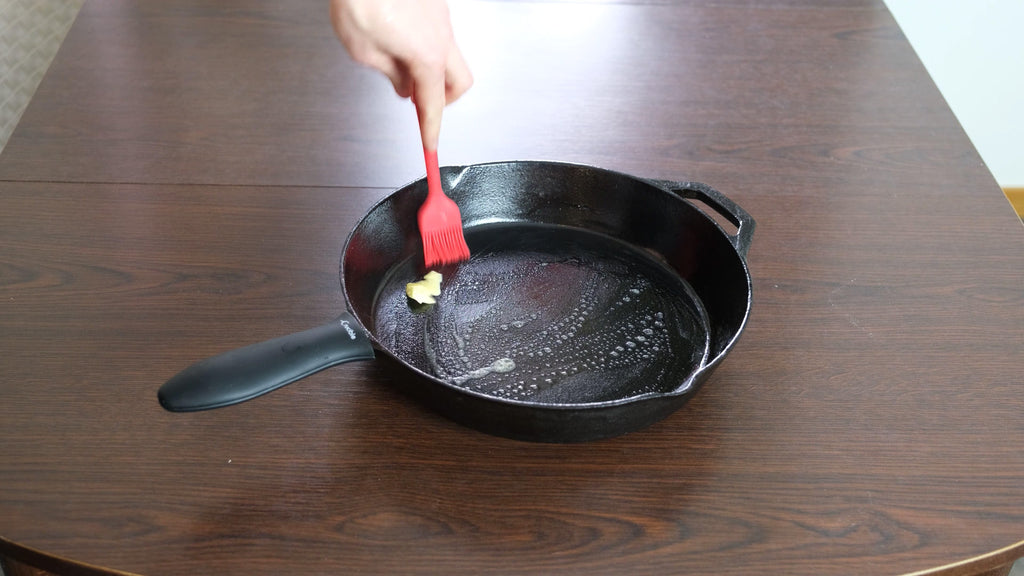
[157,312,375,412]
[650,180,756,259]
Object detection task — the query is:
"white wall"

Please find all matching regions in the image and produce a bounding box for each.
[883,0,1024,188]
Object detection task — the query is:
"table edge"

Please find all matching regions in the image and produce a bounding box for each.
[2,533,1021,576]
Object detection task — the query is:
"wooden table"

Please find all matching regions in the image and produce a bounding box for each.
[2,1,1022,575]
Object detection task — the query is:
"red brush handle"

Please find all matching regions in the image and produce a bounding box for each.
[424,147,442,199]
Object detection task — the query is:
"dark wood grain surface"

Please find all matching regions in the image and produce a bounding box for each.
[1,1,1023,575]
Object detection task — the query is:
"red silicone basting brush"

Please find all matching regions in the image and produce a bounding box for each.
[418,146,470,268]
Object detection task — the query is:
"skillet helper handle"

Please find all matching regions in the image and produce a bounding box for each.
[158,313,375,412]
[653,180,756,259]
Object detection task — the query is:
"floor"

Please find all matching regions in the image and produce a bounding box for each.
[0,0,82,155]
[0,0,1021,575]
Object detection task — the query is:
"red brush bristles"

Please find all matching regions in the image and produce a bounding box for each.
[421,226,471,268]
[418,147,470,268]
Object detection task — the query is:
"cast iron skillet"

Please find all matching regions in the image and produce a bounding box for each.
[158,161,754,442]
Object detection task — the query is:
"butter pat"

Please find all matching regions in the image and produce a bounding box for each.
[406,271,442,304]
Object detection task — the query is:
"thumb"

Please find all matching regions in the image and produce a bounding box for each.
[412,73,446,151]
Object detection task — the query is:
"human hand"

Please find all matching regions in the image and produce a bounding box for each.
[330,0,473,151]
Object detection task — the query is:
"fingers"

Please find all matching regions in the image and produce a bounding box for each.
[412,66,447,151]
[360,51,414,98]
[387,61,415,99]
[412,41,472,150]
[330,0,411,97]
[444,43,474,105]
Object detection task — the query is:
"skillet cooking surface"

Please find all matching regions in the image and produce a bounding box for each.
[372,222,711,405]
